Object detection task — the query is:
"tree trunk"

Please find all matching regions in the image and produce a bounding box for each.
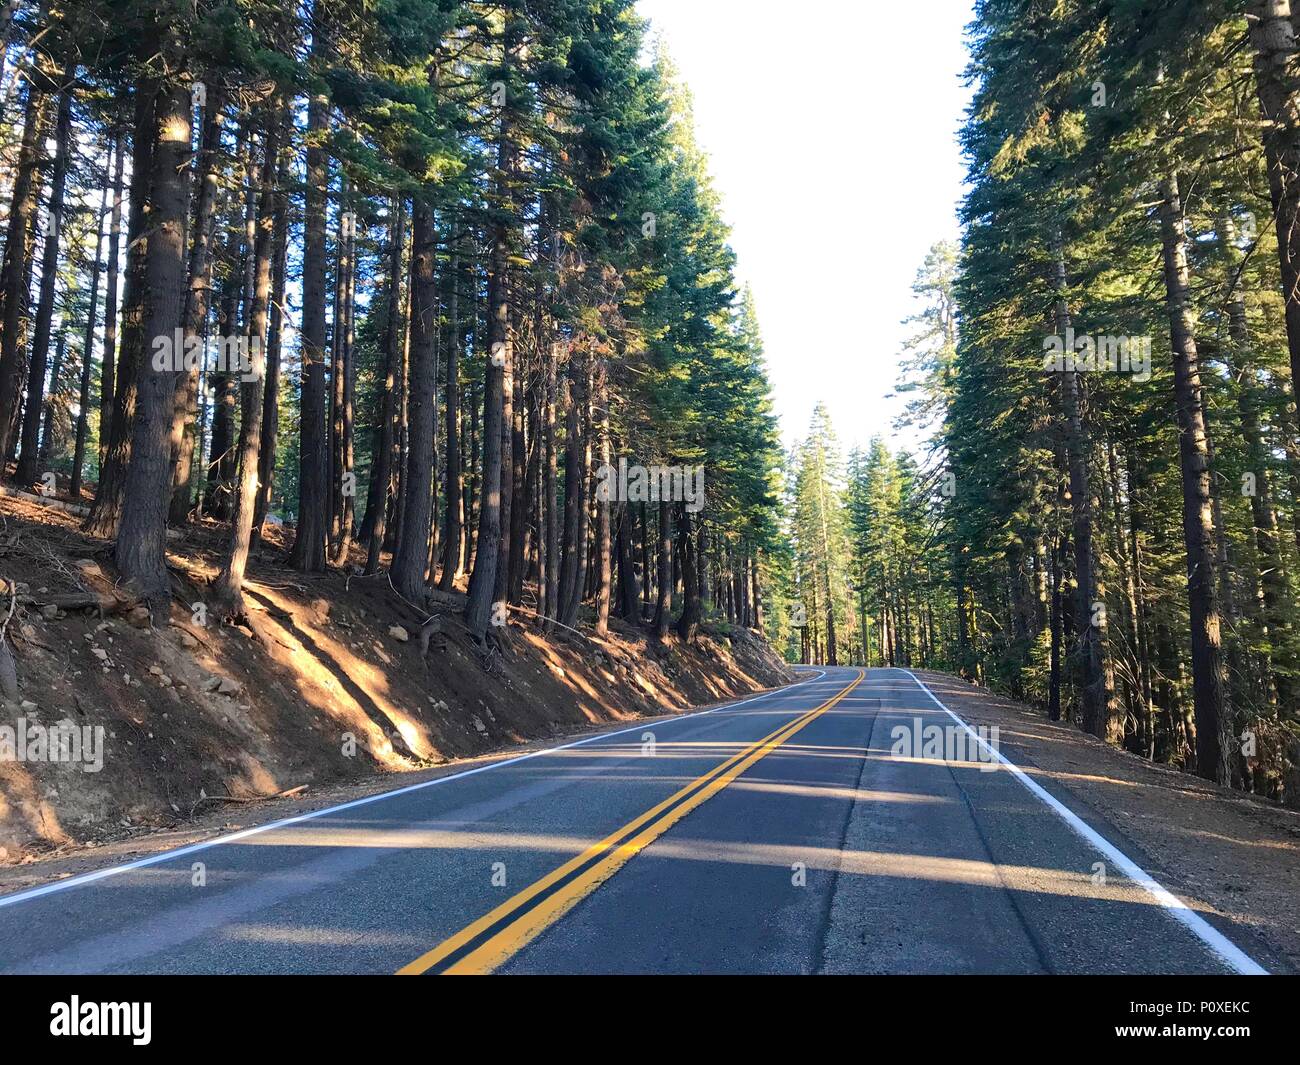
[167,83,226,524]
[388,294,411,553]
[212,104,282,615]
[334,198,358,563]
[593,361,611,635]
[648,501,671,636]
[542,341,560,625]
[329,182,350,553]
[616,501,640,620]
[365,196,405,575]
[38,335,66,467]
[466,98,517,637]
[391,198,439,602]
[115,74,191,609]
[1220,216,1296,714]
[1051,233,1119,742]
[506,316,526,605]
[557,363,585,629]
[97,132,126,472]
[493,258,515,610]
[204,274,238,520]
[675,502,701,642]
[253,141,291,538]
[71,144,112,499]
[438,223,463,589]
[288,62,330,572]
[86,87,156,538]
[1160,171,1233,784]
[1248,1,1300,415]
[0,80,47,462]
[15,76,72,485]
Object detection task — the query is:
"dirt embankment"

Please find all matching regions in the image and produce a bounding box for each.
[0,494,791,866]
[913,669,1300,974]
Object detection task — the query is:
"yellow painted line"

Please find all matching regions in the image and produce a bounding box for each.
[395,679,849,977]
[397,670,864,975]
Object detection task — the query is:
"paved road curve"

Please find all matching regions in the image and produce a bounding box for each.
[0,668,1267,974]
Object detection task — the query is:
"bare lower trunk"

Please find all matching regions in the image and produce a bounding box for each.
[334,199,358,564]
[616,502,640,620]
[168,84,226,524]
[438,226,463,588]
[97,134,126,472]
[71,148,112,498]
[653,499,671,638]
[1160,172,1233,784]
[557,364,584,629]
[329,184,353,557]
[213,105,281,615]
[86,87,158,538]
[0,81,47,461]
[391,199,438,602]
[506,318,526,604]
[289,69,330,572]
[493,279,514,609]
[365,196,405,576]
[675,503,701,643]
[16,77,72,485]
[542,342,560,625]
[467,109,517,636]
[1051,233,1119,742]
[593,362,611,636]
[115,75,191,610]
[253,145,290,539]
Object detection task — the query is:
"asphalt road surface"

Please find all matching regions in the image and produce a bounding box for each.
[0,667,1268,974]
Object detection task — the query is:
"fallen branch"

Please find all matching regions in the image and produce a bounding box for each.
[0,483,91,517]
[19,590,139,615]
[188,784,308,818]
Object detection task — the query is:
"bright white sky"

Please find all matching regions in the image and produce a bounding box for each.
[636,0,976,456]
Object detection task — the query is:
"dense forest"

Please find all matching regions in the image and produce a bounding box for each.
[7,0,1300,811]
[783,0,1300,803]
[0,1,785,670]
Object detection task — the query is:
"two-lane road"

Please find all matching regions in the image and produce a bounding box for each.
[0,668,1266,974]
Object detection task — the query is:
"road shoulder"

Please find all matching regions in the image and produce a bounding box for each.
[910,669,1300,974]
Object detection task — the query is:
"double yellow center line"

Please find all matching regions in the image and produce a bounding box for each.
[397,669,864,975]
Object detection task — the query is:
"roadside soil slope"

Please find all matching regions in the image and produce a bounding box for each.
[0,493,790,867]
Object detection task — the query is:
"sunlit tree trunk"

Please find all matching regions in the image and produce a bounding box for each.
[168,83,226,523]
[213,104,283,615]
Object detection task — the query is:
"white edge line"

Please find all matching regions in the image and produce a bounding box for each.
[0,669,829,910]
[900,669,1268,977]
